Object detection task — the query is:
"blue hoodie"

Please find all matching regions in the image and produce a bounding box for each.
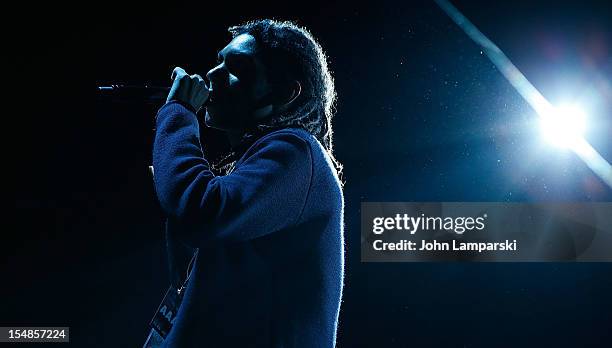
[151,101,344,347]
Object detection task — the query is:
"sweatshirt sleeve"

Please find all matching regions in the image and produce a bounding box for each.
[152,101,313,247]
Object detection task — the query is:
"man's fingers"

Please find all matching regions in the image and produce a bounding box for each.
[191,74,206,86]
[171,67,187,81]
[167,68,208,111]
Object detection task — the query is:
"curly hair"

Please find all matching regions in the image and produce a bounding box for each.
[218,19,342,180]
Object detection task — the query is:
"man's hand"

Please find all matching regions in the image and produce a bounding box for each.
[166,67,210,112]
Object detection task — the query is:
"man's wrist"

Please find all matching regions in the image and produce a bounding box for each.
[164,99,198,115]
[155,100,200,127]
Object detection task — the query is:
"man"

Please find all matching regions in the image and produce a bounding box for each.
[147,19,344,347]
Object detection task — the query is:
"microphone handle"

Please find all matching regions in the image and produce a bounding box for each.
[97,84,170,104]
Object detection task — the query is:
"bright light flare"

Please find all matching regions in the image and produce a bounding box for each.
[435,0,612,188]
[539,104,587,148]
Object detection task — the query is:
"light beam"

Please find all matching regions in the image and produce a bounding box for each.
[434,0,612,188]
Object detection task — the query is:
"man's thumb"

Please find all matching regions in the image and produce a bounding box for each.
[171,67,187,81]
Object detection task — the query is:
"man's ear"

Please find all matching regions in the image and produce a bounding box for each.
[276,80,301,110]
[253,80,301,120]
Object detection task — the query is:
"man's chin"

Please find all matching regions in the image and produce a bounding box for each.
[204,110,213,126]
[205,109,232,131]
[204,110,221,129]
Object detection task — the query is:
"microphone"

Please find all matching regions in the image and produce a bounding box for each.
[97,84,170,104]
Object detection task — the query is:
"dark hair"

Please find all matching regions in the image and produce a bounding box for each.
[218,19,342,180]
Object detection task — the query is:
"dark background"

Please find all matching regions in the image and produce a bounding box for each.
[6,0,612,346]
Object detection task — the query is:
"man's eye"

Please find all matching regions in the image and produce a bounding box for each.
[229,62,245,75]
[228,57,253,77]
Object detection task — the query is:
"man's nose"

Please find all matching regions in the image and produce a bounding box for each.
[206,65,228,88]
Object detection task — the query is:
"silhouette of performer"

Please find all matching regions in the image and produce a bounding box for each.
[146,19,344,348]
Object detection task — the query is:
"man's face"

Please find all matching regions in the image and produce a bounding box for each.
[205,33,272,131]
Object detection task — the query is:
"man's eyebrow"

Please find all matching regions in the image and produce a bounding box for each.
[217,50,249,57]
[216,50,254,63]
[227,51,253,59]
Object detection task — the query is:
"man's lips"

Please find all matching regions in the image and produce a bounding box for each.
[207,89,227,105]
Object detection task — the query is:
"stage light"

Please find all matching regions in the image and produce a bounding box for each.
[539,104,587,148]
[435,0,612,188]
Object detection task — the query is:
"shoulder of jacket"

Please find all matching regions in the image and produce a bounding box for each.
[234,128,315,166]
[250,128,314,152]
[259,127,314,143]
